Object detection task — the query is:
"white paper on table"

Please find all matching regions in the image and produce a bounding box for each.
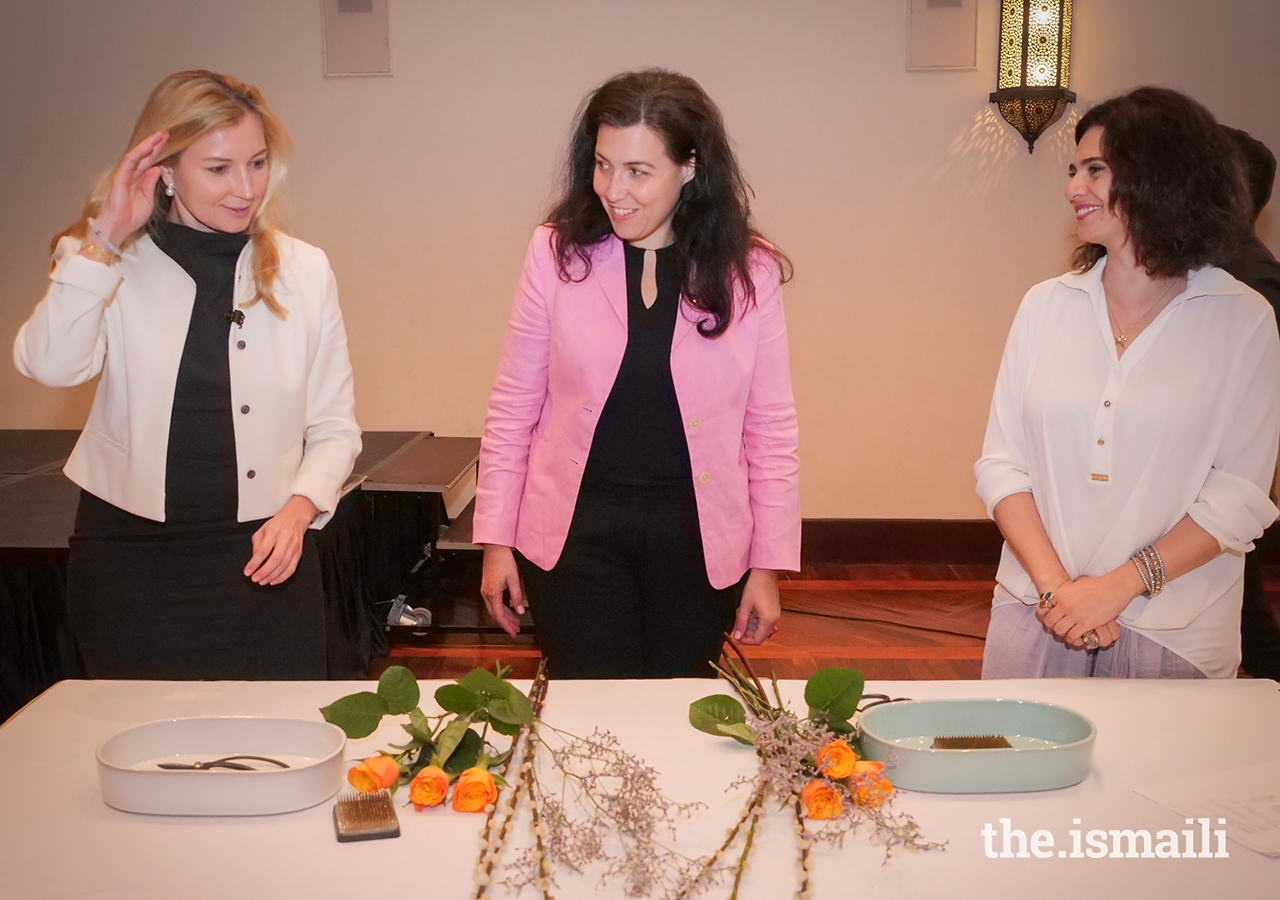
[1135,761,1280,857]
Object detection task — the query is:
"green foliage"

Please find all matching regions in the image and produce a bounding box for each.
[377,666,421,714]
[320,691,389,739]
[803,668,864,729]
[716,723,758,745]
[319,663,536,790]
[690,667,867,747]
[489,717,522,737]
[457,667,507,696]
[828,717,855,736]
[401,742,435,785]
[689,694,749,741]
[431,717,473,769]
[403,708,436,745]
[435,684,481,716]
[487,691,534,727]
[441,727,485,777]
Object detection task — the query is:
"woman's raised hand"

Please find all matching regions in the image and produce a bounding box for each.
[94,131,169,246]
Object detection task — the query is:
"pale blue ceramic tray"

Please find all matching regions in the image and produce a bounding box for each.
[857,698,1096,793]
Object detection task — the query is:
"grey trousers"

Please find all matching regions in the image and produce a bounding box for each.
[981,602,1206,679]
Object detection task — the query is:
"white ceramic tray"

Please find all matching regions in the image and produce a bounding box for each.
[97,717,346,816]
[857,698,1096,793]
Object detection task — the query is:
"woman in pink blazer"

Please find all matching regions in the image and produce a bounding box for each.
[474,69,800,678]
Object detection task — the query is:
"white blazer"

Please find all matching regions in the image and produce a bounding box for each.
[14,232,361,528]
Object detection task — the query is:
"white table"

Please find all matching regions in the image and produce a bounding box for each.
[1,678,1277,899]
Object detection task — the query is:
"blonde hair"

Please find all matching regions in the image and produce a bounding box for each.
[56,70,294,318]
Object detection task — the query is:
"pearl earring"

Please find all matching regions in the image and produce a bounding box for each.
[165,182,175,197]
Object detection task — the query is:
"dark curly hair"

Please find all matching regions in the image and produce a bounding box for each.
[1072,87,1249,277]
[1223,125,1276,222]
[546,68,791,338]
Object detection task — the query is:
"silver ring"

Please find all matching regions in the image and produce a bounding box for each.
[1082,630,1101,650]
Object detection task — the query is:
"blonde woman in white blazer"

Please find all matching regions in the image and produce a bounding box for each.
[13,71,360,679]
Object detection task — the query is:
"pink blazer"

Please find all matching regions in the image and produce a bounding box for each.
[473,225,800,589]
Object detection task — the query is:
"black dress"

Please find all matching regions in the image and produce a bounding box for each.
[65,221,327,680]
[1224,236,1280,680]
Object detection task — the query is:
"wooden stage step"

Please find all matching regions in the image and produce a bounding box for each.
[375,566,994,681]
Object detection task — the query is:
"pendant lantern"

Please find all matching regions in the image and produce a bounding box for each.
[989,0,1076,153]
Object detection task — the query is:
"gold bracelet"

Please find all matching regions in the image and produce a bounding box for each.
[1038,576,1070,602]
[78,239,120,267]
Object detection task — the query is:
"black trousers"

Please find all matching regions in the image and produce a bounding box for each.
[1241,547,1280,679]
[516,485,745,679]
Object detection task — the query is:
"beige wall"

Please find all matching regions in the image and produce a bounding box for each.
[2,0,1278,518]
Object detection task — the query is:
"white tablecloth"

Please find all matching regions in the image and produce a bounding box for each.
[1,677,1276,899]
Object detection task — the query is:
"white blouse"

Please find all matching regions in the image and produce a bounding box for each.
[975,259,1280,678]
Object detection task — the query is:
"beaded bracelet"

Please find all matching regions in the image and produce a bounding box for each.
[1133,553,1153,596]
[1145,545,1167,593]
[1145,547,1165,594]
[1132,545,1165,598]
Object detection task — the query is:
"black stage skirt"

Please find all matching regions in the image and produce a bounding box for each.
[66,491,326,680]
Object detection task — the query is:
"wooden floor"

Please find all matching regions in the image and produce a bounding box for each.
[374,564,995,682]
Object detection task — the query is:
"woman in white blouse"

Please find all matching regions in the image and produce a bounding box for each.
[975,87,1280,679]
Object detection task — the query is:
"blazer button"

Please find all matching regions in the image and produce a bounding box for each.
[690,418,701,429]
[247,470,256,479]
[240,405,250,414]
[699,472,710,484]
[237,340,246,350]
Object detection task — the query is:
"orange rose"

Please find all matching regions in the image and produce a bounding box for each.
[347,755,400,793]
[849,760,893,808]
[814,739,857,779]
[408,765,450,811]
[800,778,844,820]
[451,767,499,813]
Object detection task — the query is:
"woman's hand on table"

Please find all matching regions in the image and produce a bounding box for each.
[481,544,526,637]
[1037,574,1131,649]
[245,495,318,586]
[732,569,781,645]
[90,131,170,250]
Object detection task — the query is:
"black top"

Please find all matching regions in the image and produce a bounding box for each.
[579,242,693,500]
[154,220,249,525]
[1224,236,1280,323]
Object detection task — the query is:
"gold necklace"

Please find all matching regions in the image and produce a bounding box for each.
[1108,277,1179,347]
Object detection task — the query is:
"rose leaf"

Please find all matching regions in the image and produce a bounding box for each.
[441,728,484,777]
[456,667,507,697]
[689,694,747,738]
[486,691,534,727]
[435,684,482,716]
[320,691,389,739]
[804,668,865,725]
[376,666,421,715]
[430,716,472,769]
[402,708,436,745]
[715,722,758,746]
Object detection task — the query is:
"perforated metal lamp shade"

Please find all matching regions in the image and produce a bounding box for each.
[990,0,1076,153]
